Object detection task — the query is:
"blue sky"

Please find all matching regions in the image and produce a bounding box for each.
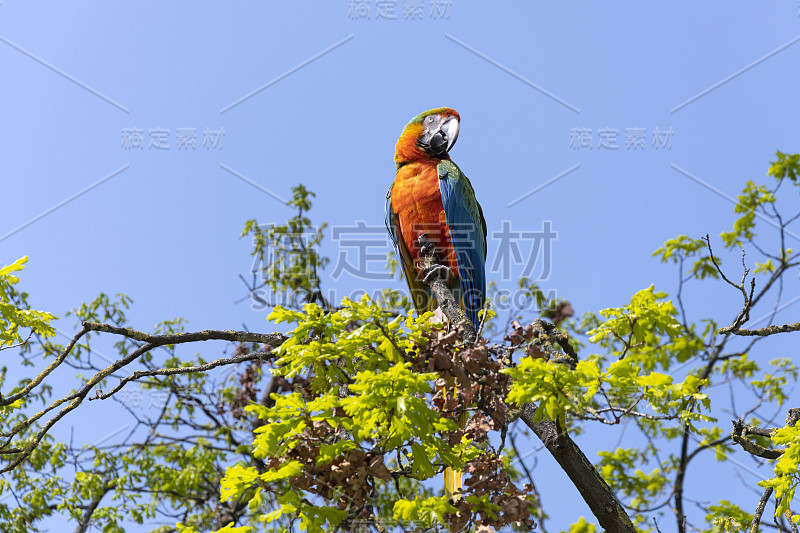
[2,1,800,531]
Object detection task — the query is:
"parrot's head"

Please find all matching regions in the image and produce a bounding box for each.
[395,107,460,165]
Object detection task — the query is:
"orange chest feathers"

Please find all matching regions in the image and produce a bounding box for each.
[391,162,460,278]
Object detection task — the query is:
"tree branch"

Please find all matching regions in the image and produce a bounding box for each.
[720,322,800,336]
[0,324,90,406]
[418,235,478,343]
[82,321,286,346]
[89,350,276,401]
[0,322,287,473]
[73,484,111,533]
[751,486,775,533]
[732,418,785,460]
[416,236,633,531]
[703,235,757,335]
[519,404,636,533]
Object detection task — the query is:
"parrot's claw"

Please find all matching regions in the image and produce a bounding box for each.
[420,240,436,256]
[422,264,454,285]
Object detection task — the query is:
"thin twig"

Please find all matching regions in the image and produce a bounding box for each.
[90,350,275,401]
[720,322,800,336]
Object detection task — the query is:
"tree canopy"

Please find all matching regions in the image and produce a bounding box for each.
[2,153,800,533]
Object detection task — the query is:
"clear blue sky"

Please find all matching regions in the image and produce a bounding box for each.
[2,1,799,531]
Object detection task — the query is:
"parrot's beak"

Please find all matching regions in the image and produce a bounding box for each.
[441,116,459,153]
[427,116,460,156]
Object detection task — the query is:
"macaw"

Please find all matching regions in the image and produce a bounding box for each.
[384,107,487,499]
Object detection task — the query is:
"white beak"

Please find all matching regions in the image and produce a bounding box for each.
[443,116,460,152]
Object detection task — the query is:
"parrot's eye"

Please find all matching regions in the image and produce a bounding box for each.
[426,116,434,123]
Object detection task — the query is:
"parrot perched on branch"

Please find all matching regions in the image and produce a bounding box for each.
[384,107,487,499]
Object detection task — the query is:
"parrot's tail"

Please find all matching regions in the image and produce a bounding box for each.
[444,389,468,500]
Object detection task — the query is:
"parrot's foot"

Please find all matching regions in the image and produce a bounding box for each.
[419,237,437,257]
[422,264,454,285]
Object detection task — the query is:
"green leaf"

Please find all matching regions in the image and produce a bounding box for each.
[410,442,435,479]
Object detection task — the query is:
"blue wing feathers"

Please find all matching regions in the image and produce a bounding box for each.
[438,160,487,327]
[384,184,399,253]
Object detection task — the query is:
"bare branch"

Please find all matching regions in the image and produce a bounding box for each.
[519,404,636,533]
[90,350,276,401]
[751,487,775,533]
[731,418,786,460]
[704,234,750,300]
[703,234,757,335]
[0,322,287,474]
[0,324,90,407]
[73,484,111,533]
[720,322,800,336]
[82,321,286,346]
[530,318,578,365]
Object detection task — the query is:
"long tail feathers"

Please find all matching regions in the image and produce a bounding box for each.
[444,387,469,500]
